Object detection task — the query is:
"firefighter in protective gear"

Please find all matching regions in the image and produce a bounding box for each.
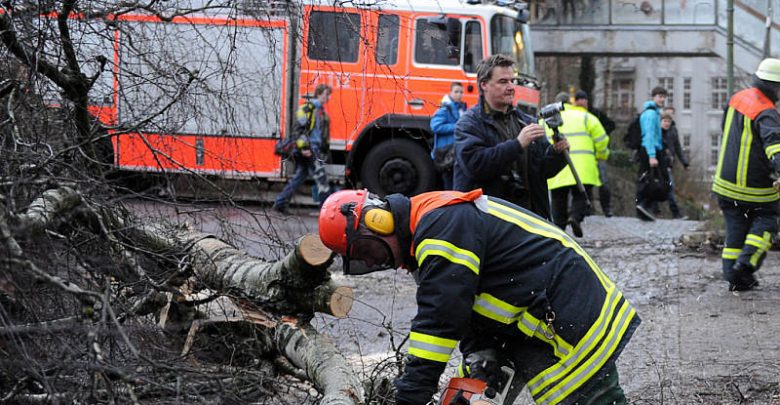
[712,57,780,291]
[318,189,640,405]
[541,92,609,237]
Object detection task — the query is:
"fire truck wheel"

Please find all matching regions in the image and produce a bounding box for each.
[360,138,436,196]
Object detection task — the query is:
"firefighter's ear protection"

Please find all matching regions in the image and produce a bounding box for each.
[363,208,394,236]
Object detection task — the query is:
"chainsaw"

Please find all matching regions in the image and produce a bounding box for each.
[438,365,515,405]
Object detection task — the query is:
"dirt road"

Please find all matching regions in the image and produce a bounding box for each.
[128,201,780,404]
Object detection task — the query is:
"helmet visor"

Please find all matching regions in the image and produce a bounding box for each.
[343,236,395,275]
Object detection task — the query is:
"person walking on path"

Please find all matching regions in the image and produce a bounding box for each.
[543,92,609,237]
[653,110,689,218]
[635,86,668,221]
[573,90,616,217]
[430,82,467,190]
[712,58,780,291]
[273,84,333,214]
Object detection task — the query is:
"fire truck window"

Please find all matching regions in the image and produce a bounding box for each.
[414,19,461,66]
[308,11,361,63]
[376,15,399,65]
[463,21,483,73]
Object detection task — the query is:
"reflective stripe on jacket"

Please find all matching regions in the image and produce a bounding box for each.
[542,106,609,189]
[712,87,780,203]
[395,190,640,405]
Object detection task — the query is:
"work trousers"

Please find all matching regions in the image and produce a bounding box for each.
[718,197,778,278]
[598,160,612,213]
[275,157,331,208]
[551,185,593,230]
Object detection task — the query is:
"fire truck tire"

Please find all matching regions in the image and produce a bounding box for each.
[360,138,436,196]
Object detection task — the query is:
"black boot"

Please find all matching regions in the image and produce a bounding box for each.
[727,262,759,291]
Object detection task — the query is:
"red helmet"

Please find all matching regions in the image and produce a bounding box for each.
[319,189,398,275]
[318,189,369,255]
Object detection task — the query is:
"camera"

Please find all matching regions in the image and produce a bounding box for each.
[539,102,564,129]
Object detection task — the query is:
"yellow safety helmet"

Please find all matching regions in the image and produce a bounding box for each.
[756,58,780,83]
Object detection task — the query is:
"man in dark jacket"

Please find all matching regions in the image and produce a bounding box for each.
[454,54,568,220]
[653,109,689,218]
[712,58,780,291]
[318,189,640,405]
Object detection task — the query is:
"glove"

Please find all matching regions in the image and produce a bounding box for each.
[773,179,780,192]
[464,349,501,389]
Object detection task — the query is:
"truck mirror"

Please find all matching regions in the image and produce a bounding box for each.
[426,14,448,26]
[515,9,529,23]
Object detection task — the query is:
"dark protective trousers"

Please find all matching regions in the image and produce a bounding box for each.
[718,198,778,278]
[551,185,593,230]
[597,161,612,213]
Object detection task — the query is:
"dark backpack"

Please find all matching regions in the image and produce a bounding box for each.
[274,134,297,158]
[623,108,650,150]
[274,102,316,158]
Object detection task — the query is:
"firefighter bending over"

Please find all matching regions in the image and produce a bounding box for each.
[318,189,640,405]
[712,58,780,291]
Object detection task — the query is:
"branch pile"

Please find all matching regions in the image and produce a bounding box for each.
[0,187,367,404]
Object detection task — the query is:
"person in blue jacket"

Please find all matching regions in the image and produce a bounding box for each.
[635,86,668,221]
[430,82,466,190]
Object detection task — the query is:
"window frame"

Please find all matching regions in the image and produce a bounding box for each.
[412,17,463,69]
[682,77,692,110]
[307,10,362,63]
[463,19,483,74]
[710,77,729,110]
[375,14,400,66]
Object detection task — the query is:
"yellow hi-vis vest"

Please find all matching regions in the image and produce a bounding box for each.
[712,87,780,203]
[542,106,609,190]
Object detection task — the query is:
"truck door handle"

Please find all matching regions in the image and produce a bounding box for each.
[406,98,424,109]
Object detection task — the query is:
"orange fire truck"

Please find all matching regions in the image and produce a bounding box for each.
[91,0,539,196]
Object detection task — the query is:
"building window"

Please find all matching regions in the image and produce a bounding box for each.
[463,21,483,73]
[308,11,361,62]
[711,77,729,110]
[682,77,691,110]
[657,77,674,107]
[610,78,635,118]
[683,133,691,161]
[376,14,399,65]
[415,18,461,66]
[710,132,720,172]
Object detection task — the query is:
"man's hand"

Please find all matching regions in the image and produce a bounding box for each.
[553,139,570,153]
[773,179,780,192]
[517,124,546,148]
[649,157,659,167]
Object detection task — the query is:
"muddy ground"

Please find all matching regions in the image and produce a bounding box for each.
[129,201,780,404]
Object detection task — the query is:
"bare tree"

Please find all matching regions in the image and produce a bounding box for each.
[0,0,401,403]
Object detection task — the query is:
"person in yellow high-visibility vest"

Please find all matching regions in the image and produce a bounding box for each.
[541,92,610,237]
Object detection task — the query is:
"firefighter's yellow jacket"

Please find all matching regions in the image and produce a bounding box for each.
[541,105,609,189]
[712,86,780,203]
[387,190,640,405]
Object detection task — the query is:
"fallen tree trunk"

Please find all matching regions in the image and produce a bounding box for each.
[9,187,364,404]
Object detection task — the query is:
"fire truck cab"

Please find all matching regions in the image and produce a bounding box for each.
[103,0,539,197]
